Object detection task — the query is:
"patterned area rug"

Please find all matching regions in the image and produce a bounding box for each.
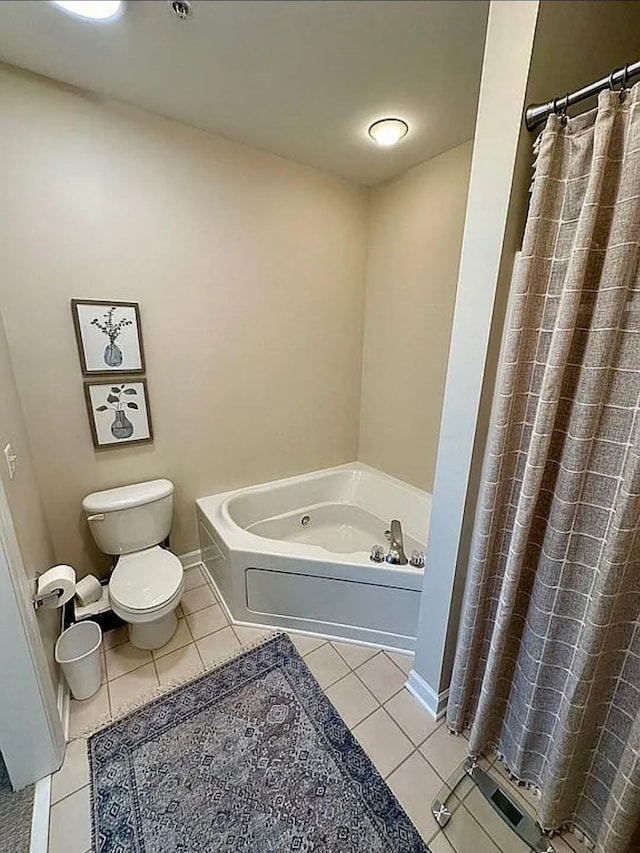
[89,633,429,852]
[0,753,34,853]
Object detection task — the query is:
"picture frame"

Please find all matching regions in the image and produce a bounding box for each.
[71,299,145,376]
[84,379,154,449]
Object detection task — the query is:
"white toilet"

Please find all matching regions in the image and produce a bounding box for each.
[82,479,184,650]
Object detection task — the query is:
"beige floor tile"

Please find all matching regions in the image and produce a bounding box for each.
[387,751,443,840]
[331,641,377,669]
[155,644,203,686]
[108,662,159,715]
[186,602,228,640]
[102,623,128,650]
[51,739,89,805]
[181,585,217,614]
[420,724,469,781]
[69,684,110,739]
[384,689,439,746]
[99,649,106,684]
[233,624,272,645]
[352,707,413,777]
[325,672,378,728]
[386,651,414,674]
[151,618,193,660]
[442,805,502,853]
[427,831,456,853]
[197,626,241,667]
[288,633,326,656]
[182,566,207,591]
[304,643,350,689]
[355,652,406,703]
[105,642,153,680]
[48,784,91,853]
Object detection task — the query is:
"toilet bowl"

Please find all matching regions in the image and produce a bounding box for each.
[109,546,184,649]
[82,479,184,650]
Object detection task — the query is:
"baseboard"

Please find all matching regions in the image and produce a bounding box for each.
[406,669,449,720]
[179,549,203,571]
[30,773,51,853]
[29,676,66,853]
[57,669,70,743]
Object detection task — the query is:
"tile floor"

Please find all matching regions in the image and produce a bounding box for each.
[48,565,586,853]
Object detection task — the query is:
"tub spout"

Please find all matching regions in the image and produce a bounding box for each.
[386,519,408,565]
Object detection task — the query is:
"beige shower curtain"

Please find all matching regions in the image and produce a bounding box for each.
[447,87,640,853]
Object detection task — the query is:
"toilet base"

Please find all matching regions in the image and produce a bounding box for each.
[128,610,178,650]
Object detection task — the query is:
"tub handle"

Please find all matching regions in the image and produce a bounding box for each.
[86,513,105,523]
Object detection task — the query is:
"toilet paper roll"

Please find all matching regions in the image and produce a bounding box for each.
[75,574,102,607]
[37,564,76,609]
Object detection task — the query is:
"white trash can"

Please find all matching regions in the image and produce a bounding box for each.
[55,620,102,701]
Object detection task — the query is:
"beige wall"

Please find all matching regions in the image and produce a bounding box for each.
[1,66,368,577]
[0,318,59,686]
[359,142,472,491]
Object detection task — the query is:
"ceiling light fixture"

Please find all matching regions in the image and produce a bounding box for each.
[51,1,123,21]
[368,118,409,147]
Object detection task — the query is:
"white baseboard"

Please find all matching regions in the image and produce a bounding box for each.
[57,669,70,743]
[179,549,203,571]
[30,774,51,853]
[406,669,449,720]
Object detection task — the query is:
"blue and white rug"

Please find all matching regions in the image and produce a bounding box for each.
[89,633,429,852]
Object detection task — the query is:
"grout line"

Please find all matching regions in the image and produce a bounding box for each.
[383,744,419,781]
[329,641,376,670]
[48,780,90,809]
[381,649,410,679]
[382,742,417,781]
[105,678,113,719]
[106,659,153,684]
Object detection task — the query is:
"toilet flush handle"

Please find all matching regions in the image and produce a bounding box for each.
[86,513,105,523]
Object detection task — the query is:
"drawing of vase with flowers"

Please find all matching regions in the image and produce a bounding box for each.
[95,385,139,440]
[90,306,133,368]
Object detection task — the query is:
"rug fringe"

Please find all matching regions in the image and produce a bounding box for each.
[75,631,283,740]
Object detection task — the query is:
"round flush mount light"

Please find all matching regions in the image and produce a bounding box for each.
[368,118,409,147]
[51,1,123,21]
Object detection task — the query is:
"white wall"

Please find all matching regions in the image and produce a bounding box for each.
[359,142,472,492]
[1,66,369,577]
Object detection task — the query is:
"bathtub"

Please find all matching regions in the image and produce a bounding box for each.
[196,463,431,651]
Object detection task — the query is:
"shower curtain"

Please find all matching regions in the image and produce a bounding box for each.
[447,87,640,853]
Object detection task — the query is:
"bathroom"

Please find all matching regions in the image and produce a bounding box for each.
[1,2,639,853]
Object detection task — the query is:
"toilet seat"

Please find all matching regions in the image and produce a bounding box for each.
[109,546,184,623]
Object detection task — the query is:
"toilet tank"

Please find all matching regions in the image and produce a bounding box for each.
[82,479,174,556]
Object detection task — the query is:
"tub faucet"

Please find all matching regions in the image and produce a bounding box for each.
[386,519,408,565]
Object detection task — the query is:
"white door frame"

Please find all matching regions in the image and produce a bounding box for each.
[0,476,65,790]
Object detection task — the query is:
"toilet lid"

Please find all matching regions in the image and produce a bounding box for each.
[109,547,183,612]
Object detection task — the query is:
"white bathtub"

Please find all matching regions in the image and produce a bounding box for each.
[196,463,431,651]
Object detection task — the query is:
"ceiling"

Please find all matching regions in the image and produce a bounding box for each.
[0,1,488,185]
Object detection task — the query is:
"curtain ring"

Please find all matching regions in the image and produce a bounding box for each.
[620,64,630,102]
[554,94,569,127]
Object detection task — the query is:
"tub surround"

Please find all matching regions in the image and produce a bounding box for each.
[197,464,431,651]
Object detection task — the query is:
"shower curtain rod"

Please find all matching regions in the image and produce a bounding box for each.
[525,60,640,130]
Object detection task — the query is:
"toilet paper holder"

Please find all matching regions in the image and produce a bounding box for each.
[32,572,63,611]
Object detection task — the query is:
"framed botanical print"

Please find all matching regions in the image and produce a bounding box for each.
[84,379,153,449]
[71,299,145,375]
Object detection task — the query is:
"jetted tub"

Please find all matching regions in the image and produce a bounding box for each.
[196,463,430,651]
